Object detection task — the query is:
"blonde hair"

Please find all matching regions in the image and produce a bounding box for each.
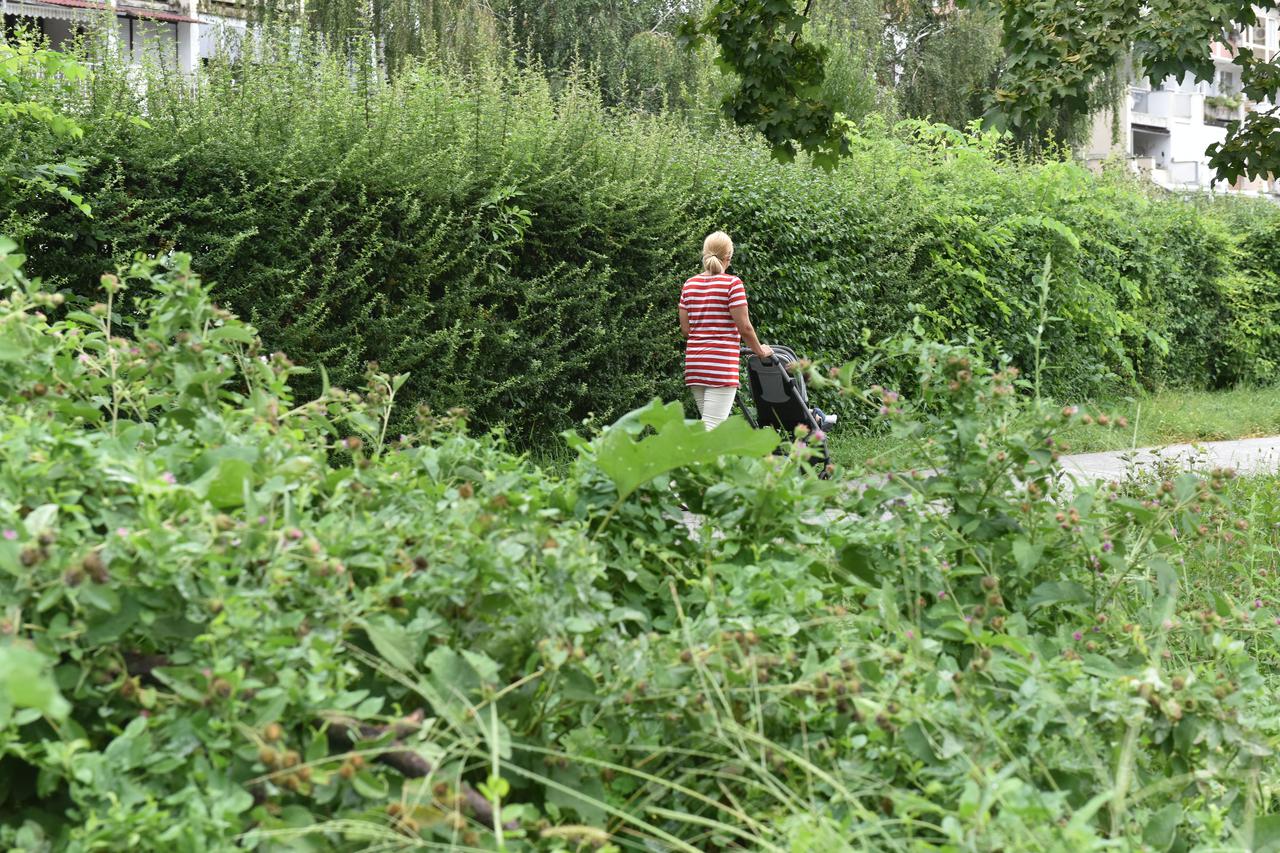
[701,231,733,276]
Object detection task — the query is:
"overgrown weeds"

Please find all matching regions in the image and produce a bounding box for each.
[3,247,1279,850]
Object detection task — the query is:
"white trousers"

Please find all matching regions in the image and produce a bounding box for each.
[690,385,736,430]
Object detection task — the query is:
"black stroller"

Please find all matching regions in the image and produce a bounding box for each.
[737,346,836,478]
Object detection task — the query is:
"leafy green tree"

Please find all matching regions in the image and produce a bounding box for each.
[495,0,701,104]
[963,0,1280,182]
[0,39,92,230]
[678,0,852,167]
[879,1,1006,129]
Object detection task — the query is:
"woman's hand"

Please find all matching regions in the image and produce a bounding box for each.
[754,344,774,360]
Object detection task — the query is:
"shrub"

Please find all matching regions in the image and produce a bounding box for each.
[8,37,1280,445]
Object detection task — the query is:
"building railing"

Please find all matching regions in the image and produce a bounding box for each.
[1166,160,1205,187]
[1205,101,1240,124]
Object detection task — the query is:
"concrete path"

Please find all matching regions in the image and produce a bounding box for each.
[680,436,1280,532]
[1061,436,1280,482]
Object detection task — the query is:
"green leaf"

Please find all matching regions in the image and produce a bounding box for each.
[361,616,419,673]
[838,544,878,584]
[1173,716,1202,755]
[209,324,256,344]
[0,644,70,721]
[593,399,778,502]
[1152,557,1178,597]
[1025,581,1089,611]
[1253,813,1280,853]
[193,447,259,509]
[1143,803,1181,851]
[79,582,120,613]
[351,770,388,799]
[1011,539,1044,572]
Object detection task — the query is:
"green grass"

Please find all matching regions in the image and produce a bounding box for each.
[827,386,1280,470]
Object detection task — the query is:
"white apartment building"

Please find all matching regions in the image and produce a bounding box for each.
[1084,11,1280,198]
[2,0,246,73]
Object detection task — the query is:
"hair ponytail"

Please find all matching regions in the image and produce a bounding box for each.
[701,231,733,276]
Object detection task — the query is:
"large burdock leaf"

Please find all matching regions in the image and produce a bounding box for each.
[594,399,778,502]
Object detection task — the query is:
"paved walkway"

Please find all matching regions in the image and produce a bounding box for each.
[1062,436,1280,481]
[680,436,1280,532]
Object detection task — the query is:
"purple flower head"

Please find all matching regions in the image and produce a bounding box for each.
[884,390,900,403]
[1255,599,1263,609]
[2,529,15,541]
[813,430,827,443]
[905,629,915,640]
[963,615,973,623]
[161,471,177,485]
[78,352,91,364]
[879,406,890,416]
[257,515,269,525]
[115,527,128,537]
[1072,631,1083,641]
[937,591,948,600]
[1102,541,1113,553]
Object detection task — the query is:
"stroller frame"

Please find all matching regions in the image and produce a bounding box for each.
[736,345,833,477]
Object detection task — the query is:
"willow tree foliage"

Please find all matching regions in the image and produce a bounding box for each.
[878,1,1006,130]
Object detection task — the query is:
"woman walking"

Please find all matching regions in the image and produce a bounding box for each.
[679,231,772,430]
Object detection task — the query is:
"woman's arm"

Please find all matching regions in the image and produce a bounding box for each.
[730,305,773,359]
[679,307,690,339]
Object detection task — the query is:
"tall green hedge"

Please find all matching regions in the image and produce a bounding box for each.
[11,41,1280,441]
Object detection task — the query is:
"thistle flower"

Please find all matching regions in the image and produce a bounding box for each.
[1,530,15,541]
[161,472,177,485]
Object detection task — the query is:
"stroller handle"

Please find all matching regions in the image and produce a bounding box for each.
[741,344,778,366]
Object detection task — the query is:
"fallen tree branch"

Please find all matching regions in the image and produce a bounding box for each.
[325,714,518,830]
[123,656,518,829]
[123,651,172,684]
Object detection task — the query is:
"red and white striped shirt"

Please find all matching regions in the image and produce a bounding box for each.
[679,274,748,387]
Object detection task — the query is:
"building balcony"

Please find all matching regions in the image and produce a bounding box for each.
[1204,99,1242,125]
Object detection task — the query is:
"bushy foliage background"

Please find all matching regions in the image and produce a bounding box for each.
[7,37,1280,441]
